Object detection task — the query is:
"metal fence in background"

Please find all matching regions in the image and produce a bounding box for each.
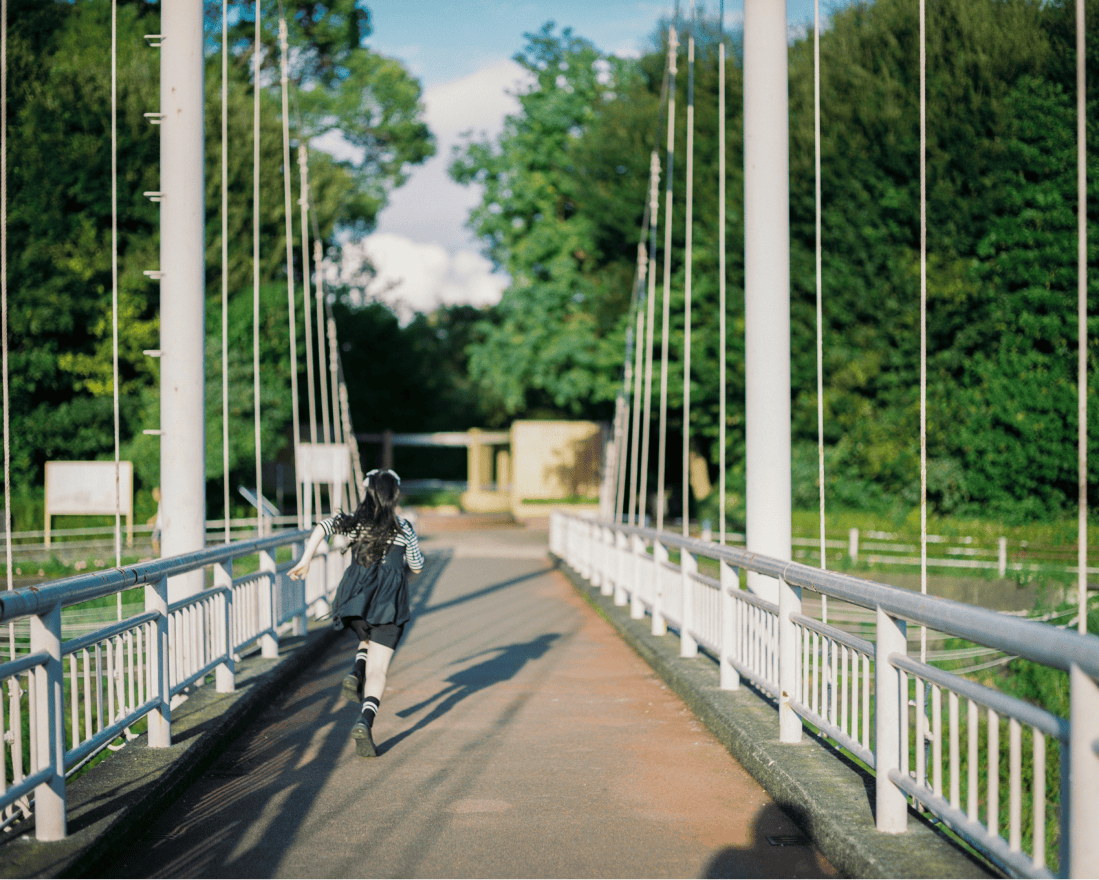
[0,528,346,842]
[550,513,1099,879]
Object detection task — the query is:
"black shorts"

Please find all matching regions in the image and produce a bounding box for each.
[342,617,403,650]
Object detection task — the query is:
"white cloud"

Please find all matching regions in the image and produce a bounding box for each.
[374,60,530,253]
[335,234,508,323]
[338,59,529,316]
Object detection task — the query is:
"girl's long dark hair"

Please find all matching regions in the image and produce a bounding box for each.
[334,470,401,564]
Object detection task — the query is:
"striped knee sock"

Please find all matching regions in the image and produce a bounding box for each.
[360,696,380,728]
[353,650,368,678]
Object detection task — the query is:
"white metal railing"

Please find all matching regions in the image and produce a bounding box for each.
[1,515,305,560]
[551,512,1099,879]
[649,521,1099,580]
[0,528,345,841]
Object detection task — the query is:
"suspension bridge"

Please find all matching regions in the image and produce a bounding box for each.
[1,1,1099,878]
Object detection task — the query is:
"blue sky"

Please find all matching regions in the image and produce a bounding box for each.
[366,1,828,87]
[338,1,834,318]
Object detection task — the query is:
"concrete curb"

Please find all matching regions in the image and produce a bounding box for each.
[1,621,341,880]
[552,555,1000,880]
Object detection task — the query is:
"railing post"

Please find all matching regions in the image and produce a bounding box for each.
[875,606,908,833]
[997,537,1007,578]
[849,527,859,563]
[145,576,171,747]
[590,524,604,591]
[1066,664,1099,876]
[633,534,652,620]
[29,604,66,840]
[778,577,801,743]
[720,561,740,690]
[213,562,236,693]
[610,529,627,598]
[649,540,667,632]
[621,534,640,607]
[259,549,279,659]
[575,520,588,580]
[680,551,698,658]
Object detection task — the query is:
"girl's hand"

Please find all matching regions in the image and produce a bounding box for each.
[288,560,309,580]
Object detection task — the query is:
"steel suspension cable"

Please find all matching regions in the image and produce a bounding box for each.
[639,145,661,530]
[919,0,928,663]
[718,0,726,545]
[630,60,672,528]
[297,145,321,523]
[2,0,11,616]
[617,197,653,524]
[299,167,363,510]
[111,0,122,616]
[631,36,675,530]
[221,0,231,543]
[277,16,303,528]
[814,0,827,623]
[293,130,347,512]
[629,222,650,525]
[656,20,679,535]
[682,4,695,540]
[312,237,342,511]
[252,0,263,535]
[609,101,660,526]
[615,313,636,523]
[1077,0,1088,635]
[314,242,332,445]
[304,152,356,512]
[0,0,19,811]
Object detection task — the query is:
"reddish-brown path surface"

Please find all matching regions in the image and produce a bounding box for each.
[102,520,836,878]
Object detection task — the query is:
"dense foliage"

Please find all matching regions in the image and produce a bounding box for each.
[452,0,1099,522]
[5,0,434,514]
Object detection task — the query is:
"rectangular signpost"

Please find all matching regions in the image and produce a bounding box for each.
[44,461,133,547]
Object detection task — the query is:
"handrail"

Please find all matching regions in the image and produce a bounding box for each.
[607,521,1099,679]
[0,529,310,622]
[0,526,338,842]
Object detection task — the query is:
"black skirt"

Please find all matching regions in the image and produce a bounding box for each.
[329,540,410,628]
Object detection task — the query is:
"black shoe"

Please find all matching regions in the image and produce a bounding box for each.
[351,718,377,758]
[342,670,363,703]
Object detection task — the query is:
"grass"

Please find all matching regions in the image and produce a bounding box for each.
[791,507,1099,552]
[402,488,464,508]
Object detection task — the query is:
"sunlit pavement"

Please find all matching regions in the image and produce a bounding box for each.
[101,521,835,879]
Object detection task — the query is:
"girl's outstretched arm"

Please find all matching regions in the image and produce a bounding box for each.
[288,524,328,580]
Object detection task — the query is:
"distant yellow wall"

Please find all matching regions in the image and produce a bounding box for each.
[510,421,605,501]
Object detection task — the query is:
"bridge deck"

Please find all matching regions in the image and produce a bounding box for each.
[98,519,833,878]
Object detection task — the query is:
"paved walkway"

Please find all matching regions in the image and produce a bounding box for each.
[100,521,834,878]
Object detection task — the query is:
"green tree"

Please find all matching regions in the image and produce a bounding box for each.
[6,0,435,510]
[7,0,160,489]
[945,76,1099,517]
[450,24,637,422]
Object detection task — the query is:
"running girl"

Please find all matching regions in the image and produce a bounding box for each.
[289,468,423,757]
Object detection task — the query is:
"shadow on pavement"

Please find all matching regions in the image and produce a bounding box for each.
[383,632,561,753]
[702,803,834,878]
[410,564,557,621]
[98,552,456,878]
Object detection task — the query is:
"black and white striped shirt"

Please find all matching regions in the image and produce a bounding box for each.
[319,515,424,572]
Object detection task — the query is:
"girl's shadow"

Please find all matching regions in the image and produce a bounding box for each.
[381,633,561,752]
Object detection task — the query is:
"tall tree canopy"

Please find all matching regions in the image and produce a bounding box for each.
[453,0,1099,522]
[6,0,434,508]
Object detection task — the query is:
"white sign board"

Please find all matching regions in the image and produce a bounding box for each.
[46,461,133,515]
[44,461,134,547]
[296,443,351,485]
